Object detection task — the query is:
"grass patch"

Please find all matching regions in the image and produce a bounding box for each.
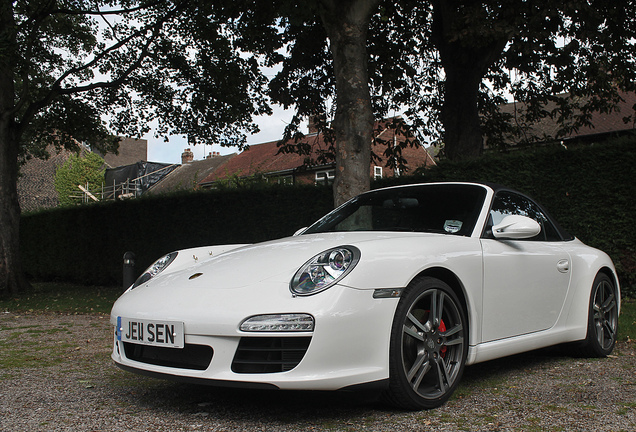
[0,341,68,369]
[616,406,630,416]
[0,282,122,314]
[543,404,568,412]
[618,298,636,342]
[0,320,77,369]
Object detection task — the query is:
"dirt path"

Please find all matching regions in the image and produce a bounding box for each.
[1,311,635,431]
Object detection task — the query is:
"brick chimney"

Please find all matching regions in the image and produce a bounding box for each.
[181,148,194,164]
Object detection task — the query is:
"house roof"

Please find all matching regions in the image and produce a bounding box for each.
[576,91,636,136]
[498,91,636,144]
[372,123,438,169]
[198,136,322,185]
[198,118,435,185]
[99,137,148,168]
[146,154,236,195]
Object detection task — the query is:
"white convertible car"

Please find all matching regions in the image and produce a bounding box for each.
[110,182,620,409]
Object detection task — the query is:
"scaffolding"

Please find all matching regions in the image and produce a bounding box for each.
[71,178,139,203]
[70,163,178,203]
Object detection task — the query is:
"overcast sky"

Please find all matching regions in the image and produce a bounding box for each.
[145,105,298,164]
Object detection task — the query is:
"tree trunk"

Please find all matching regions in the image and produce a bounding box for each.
[432,0,508,161]
[319,0,379,207]
[441,64,485,161]
[0,119,31,297]
[0,1,31,296]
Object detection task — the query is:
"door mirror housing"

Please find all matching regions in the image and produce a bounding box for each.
[492,215,541,240]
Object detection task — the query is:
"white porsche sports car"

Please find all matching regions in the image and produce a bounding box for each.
[110,182,620,409]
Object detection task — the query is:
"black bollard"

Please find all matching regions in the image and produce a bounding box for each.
[122,251,136,290]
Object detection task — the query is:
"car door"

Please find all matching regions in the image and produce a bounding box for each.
[480,191,572,342]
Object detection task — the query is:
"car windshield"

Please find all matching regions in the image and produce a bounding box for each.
[303,184,487,236]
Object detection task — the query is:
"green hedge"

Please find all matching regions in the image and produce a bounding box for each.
[21,184,333,286]
[21,136,635,296]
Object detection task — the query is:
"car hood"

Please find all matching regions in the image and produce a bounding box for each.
[132,231,476,293]
[113,231,483,326]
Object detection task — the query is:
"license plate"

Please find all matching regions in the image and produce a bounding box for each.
[117,317,184,348]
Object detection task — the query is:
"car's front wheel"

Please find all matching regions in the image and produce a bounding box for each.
[384,276,468,410]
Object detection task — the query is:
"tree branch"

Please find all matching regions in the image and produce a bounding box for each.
[50,1,168,17]
[12,1,57,116]
[18,1,185,130]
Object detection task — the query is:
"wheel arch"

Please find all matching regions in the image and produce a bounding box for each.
[595,266,621,313]
[598,266,620,292]
[415,267,467,307]
[412,267,472,340]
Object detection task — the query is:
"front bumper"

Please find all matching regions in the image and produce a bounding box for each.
[111,283,399,391]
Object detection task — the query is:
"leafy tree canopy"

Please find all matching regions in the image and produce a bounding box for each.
[269,0,636,161]
[11,0,279,160]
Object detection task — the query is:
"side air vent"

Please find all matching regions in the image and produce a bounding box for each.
[231,337,312,373]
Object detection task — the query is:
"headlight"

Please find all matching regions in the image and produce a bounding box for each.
[131,252,178,289]
[290,246,360,296]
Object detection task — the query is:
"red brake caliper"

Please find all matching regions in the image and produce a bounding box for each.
[423,311,447,358]
[439,319,447,358]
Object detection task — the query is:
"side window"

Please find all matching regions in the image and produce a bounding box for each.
[489,192,561,241]
[374,166,383,180]
[315,170,335,186]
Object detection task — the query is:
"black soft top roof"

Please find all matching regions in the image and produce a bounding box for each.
[372,182,575,241]
[468,181,574,241]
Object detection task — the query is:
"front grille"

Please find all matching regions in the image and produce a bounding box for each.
[123,342,213,371]
[231,337,312,373]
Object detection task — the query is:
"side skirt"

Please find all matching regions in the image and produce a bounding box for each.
[466,327,584,366]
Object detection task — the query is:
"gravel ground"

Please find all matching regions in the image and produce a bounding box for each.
[1,311,635,432]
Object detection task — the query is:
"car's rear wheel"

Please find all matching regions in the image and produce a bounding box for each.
[576,273,619,357]
[384,277,468,410]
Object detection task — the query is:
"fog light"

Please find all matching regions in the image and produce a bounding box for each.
[240,314,315,332]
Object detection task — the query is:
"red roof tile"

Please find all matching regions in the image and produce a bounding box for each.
[199,119,434,185]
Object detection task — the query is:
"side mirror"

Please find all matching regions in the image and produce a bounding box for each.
[492,215,541,240]
[293,227,307,236]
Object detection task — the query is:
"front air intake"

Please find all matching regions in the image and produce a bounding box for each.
[231,337,311,373]
[123,342,213,371]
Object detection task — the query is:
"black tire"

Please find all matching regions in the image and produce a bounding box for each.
[383,276,468,410]
[575,272,619,357]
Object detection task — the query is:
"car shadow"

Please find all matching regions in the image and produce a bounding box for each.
[118,345,573,421]
[459,345,572,390]
[123,382,385,424]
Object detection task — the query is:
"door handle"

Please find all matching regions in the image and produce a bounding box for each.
[557,259,570,273]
